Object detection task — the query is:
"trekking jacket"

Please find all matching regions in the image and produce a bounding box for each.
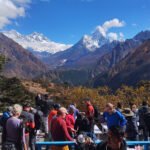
[41,100,53,117]
[138,106,149,126]
[75,114,91,134]
[20,111,35,135]
[103,110,127,128]
[125,116,138,138]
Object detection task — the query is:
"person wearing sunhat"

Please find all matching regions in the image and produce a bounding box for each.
[122,108,139,142]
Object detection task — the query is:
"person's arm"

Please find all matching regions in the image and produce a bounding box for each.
[62,120,73,141]
[118,111,127,126]
[22,126,27,150]
[29,114,35,129]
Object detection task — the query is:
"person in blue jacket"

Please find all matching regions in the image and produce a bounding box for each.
[103,103,127,131]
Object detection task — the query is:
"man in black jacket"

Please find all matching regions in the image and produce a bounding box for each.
[96,126,127,150]
[40,94,53,136]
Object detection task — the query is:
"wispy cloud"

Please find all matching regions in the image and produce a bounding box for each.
[95,18,125,41]
[132,23,138,27]
[0,0,31,29]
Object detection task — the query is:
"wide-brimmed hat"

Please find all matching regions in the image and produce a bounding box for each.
[122,108,134,117]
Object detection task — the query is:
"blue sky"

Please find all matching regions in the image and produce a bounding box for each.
[0,0,150,44]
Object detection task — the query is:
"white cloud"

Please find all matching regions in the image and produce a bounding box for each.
[102,18,125,32]
[95,18,125,41]
[132,23,138,27]
[119,32,124,41]
[0,0,30,29]
[107,32,118,42]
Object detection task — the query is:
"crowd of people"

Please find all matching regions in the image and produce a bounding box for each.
[0,93,150,150]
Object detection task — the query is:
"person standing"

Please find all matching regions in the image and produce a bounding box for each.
[35,94,42,110]
[41,94,53,137]
[138,101,150,140]
[4,104,27,150]
[122,108,138,142]
[48,104,60,130]
[66,106,76,137]
[103,103,127,131]
[85,98,95,133]
[21,104,35,150]
[50,107,74,150]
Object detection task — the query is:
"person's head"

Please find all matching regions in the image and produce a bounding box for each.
[44,94,49,101]
[7,106,13,113]
[68,105,75,115]
[53,104,61,110]
[84,98,91,106]
[131,104,137,113]
[105,103,115,114]
[57,107,68,119]
[107,126,125,149]
[12,104,22,117]
[142,101,148,106]
[37,93,41,97]
[117,102,122,109]
[23,103,31,112]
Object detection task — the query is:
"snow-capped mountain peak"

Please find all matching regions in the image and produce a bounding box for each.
[81,28,109,52]
[3,30,72,54]
[27,32,49,43]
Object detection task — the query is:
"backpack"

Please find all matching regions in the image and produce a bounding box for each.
[0,112,11,127]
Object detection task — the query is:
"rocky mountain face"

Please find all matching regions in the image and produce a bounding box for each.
[0,33,47,79]
[92,31,150,78]
[45,28,117,69]
[93,40,150,89]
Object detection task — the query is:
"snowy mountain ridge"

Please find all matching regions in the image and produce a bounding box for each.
[3,30,72,54]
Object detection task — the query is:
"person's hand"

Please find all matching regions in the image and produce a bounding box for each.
[73,139,77,144]
[70,128,77,133]
[80,112,85,115]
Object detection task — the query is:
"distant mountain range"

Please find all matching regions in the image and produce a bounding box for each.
[0,33,47,79]
[3,30,72,54]
[1,29,150,87]
[3,29,118,68]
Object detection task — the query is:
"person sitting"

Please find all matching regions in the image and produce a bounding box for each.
[4,104,27,150]
[103,103,127,131]
[50,107,74,150]
[96,126,127,150]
